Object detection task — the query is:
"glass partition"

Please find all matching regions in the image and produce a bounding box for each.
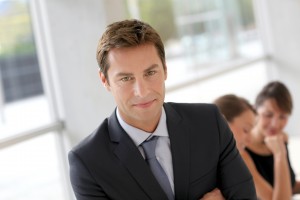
[0,0,51,138]
[0,1,69,199]
[126,0,263,88]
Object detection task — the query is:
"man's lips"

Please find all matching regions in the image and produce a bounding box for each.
[133,100,155,108]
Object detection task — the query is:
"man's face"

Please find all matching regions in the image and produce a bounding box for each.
[100,44,167,132]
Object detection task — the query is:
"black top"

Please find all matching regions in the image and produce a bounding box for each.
[245,144,296,187]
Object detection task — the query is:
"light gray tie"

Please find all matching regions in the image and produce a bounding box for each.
[141,136,174,200]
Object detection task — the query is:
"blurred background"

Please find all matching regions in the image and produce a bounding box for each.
[0,0,299,199]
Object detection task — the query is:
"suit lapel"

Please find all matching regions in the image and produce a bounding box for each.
[108,110,169,200]
[164,103,190,199]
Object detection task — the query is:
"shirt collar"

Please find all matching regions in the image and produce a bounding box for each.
[116,107,168,146]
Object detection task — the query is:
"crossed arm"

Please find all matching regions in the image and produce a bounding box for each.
[200,188,225,200]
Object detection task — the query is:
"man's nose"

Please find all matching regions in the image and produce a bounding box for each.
[134,78,147,97]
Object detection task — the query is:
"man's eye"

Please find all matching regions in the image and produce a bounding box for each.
[121,76,132,82]
[146,71,156,76]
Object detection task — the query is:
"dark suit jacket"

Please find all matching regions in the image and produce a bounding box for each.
[69,103,257,200]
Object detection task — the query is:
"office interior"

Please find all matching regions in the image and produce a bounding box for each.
[0,0,299,199]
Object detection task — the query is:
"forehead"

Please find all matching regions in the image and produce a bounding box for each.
[237,109,255,124]
[259,98,285,113]
[107,44,161,68]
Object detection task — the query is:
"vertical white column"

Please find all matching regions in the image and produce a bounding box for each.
[253,0,300,136]
[32,0,126,145]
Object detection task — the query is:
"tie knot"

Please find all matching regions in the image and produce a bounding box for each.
[141,136,158,160]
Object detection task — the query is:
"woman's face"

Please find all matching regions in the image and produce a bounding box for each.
[229,109,256,150]
[256,98,289,137]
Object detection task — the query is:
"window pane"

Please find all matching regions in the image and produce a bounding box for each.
[0,132,67,200]
[0,0,52,138]
[125,0,263,87]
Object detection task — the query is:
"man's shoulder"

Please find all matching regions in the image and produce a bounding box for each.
[163,102,220,124]
[164,102,217,113]
[70,118,110,155]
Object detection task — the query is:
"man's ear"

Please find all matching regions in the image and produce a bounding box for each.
[164,65,168,80]
[99,71,110,91]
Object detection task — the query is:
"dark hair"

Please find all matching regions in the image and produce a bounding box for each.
[214,94,256,122]
[255,81,293,114]
[96,19,166,82]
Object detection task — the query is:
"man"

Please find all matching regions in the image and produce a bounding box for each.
[68,19,256,200]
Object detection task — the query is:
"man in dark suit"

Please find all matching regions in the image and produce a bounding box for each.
[68,19,257,200]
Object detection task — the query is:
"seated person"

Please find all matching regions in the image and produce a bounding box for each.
[245,81,300,200]
[214,94,256,152]
[213,94,256,200]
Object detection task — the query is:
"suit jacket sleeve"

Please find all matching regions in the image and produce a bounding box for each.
[68,150,109,200]
[215,107,257,199]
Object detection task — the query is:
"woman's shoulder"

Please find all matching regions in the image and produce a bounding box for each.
[240,150,257,171]
[240,150,252,161]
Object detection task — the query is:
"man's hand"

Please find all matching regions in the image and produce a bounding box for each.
[200,188,225,200]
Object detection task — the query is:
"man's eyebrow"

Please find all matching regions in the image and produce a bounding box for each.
[144,64,159,72]
[115,64,160,77]
[115,72,133,77]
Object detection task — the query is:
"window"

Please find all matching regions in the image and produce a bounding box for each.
[0,1,68,199]
[0,132,66,200]
[126,0,264,89]
[0,0,49,137]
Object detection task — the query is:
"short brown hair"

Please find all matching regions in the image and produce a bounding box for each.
[255,81,293,114]
[96,19,166,81]
[214,94,256,122]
